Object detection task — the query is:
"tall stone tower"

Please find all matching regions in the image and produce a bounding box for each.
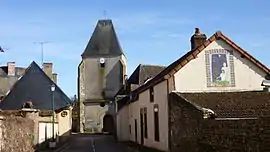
[78,19,127,133]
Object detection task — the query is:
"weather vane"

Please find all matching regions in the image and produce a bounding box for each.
[103,10,107,19]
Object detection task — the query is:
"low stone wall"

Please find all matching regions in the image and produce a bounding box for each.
[198,118,270,152]
[0,116,4,151]
[0,115,35,152]
[169,93,202,152]
[169,94,270,152]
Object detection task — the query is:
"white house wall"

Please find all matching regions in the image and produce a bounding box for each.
[116,106,130,141]
[174,39,267,92]
[57,109,72,137]
[126,80,169,151]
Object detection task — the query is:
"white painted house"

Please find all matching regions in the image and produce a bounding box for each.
[116,28,270,151]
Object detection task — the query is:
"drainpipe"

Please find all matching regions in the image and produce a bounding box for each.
[166,79,171,151]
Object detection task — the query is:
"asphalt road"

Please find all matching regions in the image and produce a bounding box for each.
[61,133,133,152]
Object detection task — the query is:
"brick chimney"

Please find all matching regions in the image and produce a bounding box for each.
[52,73,57,84]
[7,62,15,76]
[43,63,53,79]
[190,28,207,50]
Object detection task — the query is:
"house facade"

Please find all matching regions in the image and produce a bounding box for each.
[116,28,270,151]
[0,61,72,149]
[78,19,127,133]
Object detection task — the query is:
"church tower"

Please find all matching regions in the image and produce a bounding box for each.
[78,19,127,133]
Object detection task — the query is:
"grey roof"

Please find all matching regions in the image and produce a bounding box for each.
[81,19,123,58]
[128,64,166,85]
[0,61,72,110]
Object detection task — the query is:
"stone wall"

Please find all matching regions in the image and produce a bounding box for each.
[169,94,270,152]
[198,118,270,152]
[0,116,3,150]
[0,113,35,152]
[168,94,202,152]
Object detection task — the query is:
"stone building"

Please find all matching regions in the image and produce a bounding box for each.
[78,19,127,133]
[0,62,25,99]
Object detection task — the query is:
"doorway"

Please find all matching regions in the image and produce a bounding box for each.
[103,114,115,135]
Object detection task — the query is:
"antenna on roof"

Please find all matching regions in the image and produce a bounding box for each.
[33,41,51,68]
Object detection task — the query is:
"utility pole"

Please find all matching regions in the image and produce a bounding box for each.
[33,41,50,68]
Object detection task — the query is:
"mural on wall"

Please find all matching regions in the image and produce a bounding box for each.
[205,49,235,87]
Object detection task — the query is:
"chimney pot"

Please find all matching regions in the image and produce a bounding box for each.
[190,28,207,50]
[7,62,15,76]
[52,73,57,84]
[43,63,53,79]
[195,28,200,35]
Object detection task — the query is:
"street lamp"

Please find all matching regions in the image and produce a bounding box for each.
[262,80,270,92]
[154,106,159,112]
[51,84,56,143]
[262,80,270,87]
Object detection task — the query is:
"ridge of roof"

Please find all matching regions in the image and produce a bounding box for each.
[171,92,205,111]
[140,64,166,68]
[133,31,270,94]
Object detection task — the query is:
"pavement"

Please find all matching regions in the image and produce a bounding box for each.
[48,133,135,152]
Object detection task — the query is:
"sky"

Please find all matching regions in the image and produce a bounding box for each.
[0,0,270,97]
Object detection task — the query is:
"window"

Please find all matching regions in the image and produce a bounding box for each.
[144,108,148,138]
[153,104,160,142]
[149,87,154,102]
[134,119,138,142]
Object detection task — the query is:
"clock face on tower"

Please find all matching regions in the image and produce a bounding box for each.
[100,58,105,64]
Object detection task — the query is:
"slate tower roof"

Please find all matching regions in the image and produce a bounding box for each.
[0,61,72,110]
[81,19,123,58]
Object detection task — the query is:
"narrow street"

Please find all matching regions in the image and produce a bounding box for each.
[61,133,133,152]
